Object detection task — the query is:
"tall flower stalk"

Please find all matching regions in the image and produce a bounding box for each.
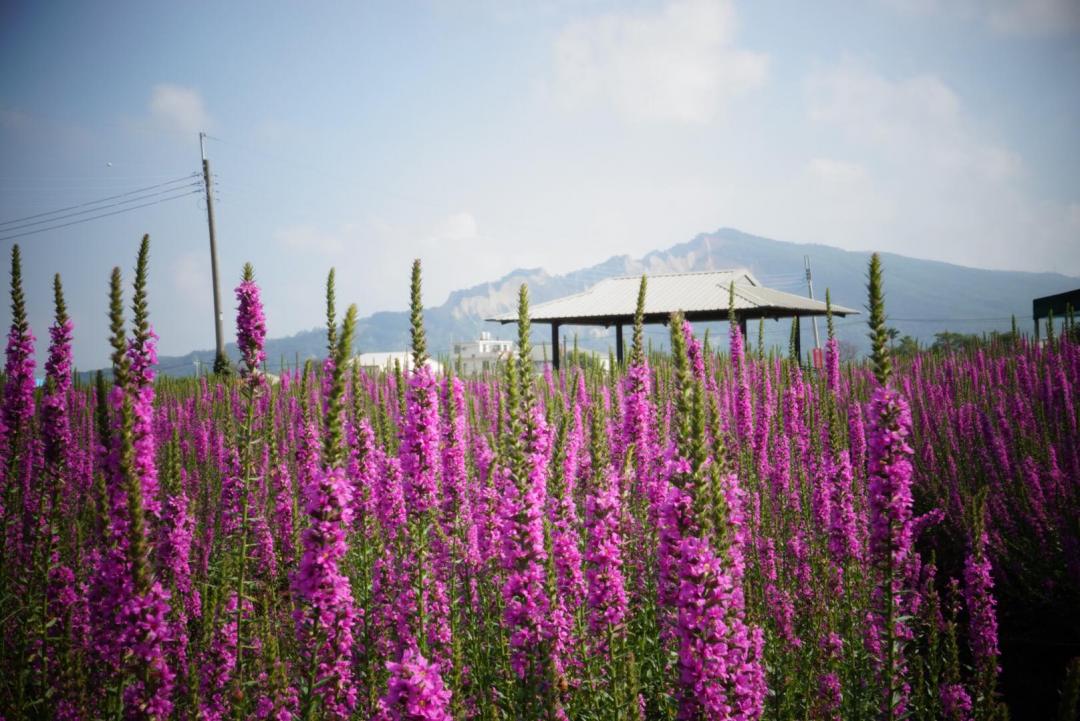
[964,526,1001,717]
[498,284,556,718]
[42,274,73,496]
[665,312,765,721]
[1,244,36,559]
[293,302,360,720]
[231,261,268,705]
[393,259,453,699]
[622,275,658,508]
[26,273,75,716]
[729,283,753,448]
[1,243,35,440]
[584,461,627,648]
[92,253,175,718]
[128,236,161,520]
[866,252,914,721]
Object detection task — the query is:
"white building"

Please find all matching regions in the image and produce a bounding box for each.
[351,352,443,376]
[453,331,513,376]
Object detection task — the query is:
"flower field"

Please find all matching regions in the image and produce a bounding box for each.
[1,236,1078,720]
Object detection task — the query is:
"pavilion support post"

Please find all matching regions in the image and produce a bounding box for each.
[738,316,748,339]
[793,315,802,365]
[1034,314,1040,341]
[615,324,624,366]
[551,323,561,371]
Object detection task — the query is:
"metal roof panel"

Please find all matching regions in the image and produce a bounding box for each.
[488,269,857,322]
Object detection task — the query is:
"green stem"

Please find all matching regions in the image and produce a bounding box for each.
[234,380,258,710]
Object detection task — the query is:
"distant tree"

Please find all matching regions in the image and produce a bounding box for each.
[564,349,606,372]
[837,340,859,363]
[895,335,920,357]
[987,329,1019,347]
[931,331,980,354]
[886,326,901,350]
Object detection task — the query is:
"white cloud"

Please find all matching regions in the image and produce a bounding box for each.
[149,84,211,135]
[802,59,1080,272]
[432,211,479,241]
[275,211,479,260]
[268,211,500,316]
[275,224,352,255]
[792,158,895,244]
[807,158,868,185]
[1068,201,1080,228]
[807,61,1021,183]
[172,252,213,310]
[551,0,767,123]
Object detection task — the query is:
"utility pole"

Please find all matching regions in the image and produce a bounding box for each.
[804,255,821,350]
[200,132,228,374]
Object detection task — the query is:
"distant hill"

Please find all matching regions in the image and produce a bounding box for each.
[142,228,1079,377]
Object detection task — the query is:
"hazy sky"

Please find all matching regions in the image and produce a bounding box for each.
[2,0,1079,368]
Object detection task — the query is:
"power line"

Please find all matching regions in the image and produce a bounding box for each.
[0,189,202,242]
[0,181,202,234]
[0,173,192,181]
[0,176,197,190]
[0,173,200,228]
[835,315,1031,325]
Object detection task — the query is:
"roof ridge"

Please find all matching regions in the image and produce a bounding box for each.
[606,268,751,281]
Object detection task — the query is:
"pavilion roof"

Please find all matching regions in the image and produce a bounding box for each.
[487,268,858,326]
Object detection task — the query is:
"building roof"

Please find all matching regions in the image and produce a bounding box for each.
[1032,287,1080,319]
[486,269,858,326]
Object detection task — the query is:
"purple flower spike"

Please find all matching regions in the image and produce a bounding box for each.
[380,648,453,721]
[235,267,267,377]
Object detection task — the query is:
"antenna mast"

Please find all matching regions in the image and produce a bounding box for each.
[805,255,821,350]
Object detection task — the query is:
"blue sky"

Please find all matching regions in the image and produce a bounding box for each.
[2,0,1078,368]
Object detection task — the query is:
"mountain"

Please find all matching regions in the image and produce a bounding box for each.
[147,228,1079,377]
